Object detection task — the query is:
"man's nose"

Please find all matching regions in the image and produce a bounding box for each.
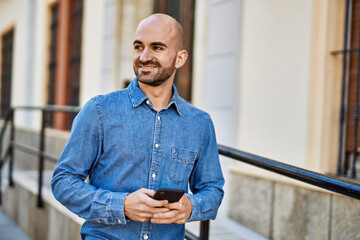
[139,48,152,62]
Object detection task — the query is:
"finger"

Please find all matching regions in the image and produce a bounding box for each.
[145,198,169,208]
[152,207,171,214]
[153,209,179,219]
[174,218,187,224]
[133,216,151,222]
[138,188,156,197]
[151,218,174,224]
[134,212,153,219]
[151,211,183,224]
[167,202,182,210]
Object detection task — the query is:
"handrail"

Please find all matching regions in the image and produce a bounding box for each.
[0,105,80,207]
[218,144,360,200]
[11,142,58,163]
[13,105,81,112]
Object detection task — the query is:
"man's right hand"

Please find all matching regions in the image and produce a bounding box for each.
[124,188,170,222]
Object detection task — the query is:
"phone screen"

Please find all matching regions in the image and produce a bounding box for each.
[153,188,184,203]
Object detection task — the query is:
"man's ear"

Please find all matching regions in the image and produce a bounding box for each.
[174,50,188,69]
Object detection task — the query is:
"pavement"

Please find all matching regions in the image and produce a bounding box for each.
[0,210,30,240]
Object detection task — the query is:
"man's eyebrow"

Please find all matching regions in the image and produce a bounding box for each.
[151,42,167,48]
[133,40,167,48]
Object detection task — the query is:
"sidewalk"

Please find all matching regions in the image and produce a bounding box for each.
[0,210,30,240]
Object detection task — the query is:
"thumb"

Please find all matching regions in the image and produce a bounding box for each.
[138,188,156,197]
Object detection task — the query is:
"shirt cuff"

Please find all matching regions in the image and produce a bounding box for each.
[186,193,201,222]
[106,192,129,225]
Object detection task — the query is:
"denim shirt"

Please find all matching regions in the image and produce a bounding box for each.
[51,79,224,240]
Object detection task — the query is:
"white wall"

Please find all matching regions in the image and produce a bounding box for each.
[201,0,242,147]
[80,0,104,105]
[115,0,153,90]
[237,0,313,168]
[0,0,35,129]
[193,0,244,221]
[81,0,153,105]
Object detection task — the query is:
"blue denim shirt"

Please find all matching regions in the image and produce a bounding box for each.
[51,79,224,240]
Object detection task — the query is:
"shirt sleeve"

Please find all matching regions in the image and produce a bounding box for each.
[186,117,225,222]
[51,98,129,225]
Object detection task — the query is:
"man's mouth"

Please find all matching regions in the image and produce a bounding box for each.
[140,65,157,69]
[137,60,160,69]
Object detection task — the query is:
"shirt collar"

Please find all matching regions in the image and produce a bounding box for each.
[128,78,182,116]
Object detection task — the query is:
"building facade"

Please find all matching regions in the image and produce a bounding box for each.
[1,0,359,239]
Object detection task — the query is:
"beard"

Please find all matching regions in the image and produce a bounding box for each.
[134,58,176,87]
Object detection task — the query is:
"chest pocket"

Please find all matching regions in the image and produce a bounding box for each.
[169,147,197,185]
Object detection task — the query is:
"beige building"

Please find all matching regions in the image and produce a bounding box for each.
[0,0,359,239]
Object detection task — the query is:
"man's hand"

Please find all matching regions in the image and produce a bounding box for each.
[150,194,192,224]
[124,188,169,222]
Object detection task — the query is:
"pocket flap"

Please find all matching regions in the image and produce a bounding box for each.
[172,147,197,163]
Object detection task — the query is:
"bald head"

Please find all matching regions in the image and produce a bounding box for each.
[136,13,184,51]
[133,13,188,87]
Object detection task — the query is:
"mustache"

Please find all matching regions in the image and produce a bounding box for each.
[137,60,161,67]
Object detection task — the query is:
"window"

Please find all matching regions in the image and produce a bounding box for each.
[0,29,14,119]
[66,0,83,129]
[338,0,360,177]
[153,0,195,102]
[46,3,59,127]
[46,0,83,130]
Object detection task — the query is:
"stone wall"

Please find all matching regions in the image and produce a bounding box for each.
[11,128,69,171]
[230,170,360,240]
[1,170,83,240]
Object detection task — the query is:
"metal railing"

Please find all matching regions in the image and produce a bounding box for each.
[0,106,81,207]
[1,106,360,240]
[218,145,360,200]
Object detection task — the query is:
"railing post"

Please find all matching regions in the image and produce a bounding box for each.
[8,109,15,187]
[199,220,210,240]
[37,109,46,208]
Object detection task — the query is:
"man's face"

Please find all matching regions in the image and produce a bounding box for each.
[133,19,179,86]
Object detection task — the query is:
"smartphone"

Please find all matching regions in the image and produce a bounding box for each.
[153,188,185,203]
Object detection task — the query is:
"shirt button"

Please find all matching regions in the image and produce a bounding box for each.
[152,173,156,179]
[146,100,150,105]
[117,219,121,223]
[157,116,160,121]
[144,234,149,240]
[155,143,159,148]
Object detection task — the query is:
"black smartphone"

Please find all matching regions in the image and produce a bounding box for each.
[153,188,185,203]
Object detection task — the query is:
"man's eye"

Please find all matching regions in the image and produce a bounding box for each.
[134,45,143,50]
[154,46,164,51]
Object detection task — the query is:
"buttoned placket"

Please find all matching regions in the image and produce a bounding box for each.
[141,103,163,240]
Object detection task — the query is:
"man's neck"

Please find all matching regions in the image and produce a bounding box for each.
[138,79,173,111]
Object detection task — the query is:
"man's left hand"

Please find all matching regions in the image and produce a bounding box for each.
[150,194,192,224]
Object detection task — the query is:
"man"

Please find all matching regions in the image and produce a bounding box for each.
[51,13,224,240]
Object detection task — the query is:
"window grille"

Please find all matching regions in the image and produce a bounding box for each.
[66,0,83,129]
[0,29,14,119]
[337,0,360,178]
[46,3,59,127]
